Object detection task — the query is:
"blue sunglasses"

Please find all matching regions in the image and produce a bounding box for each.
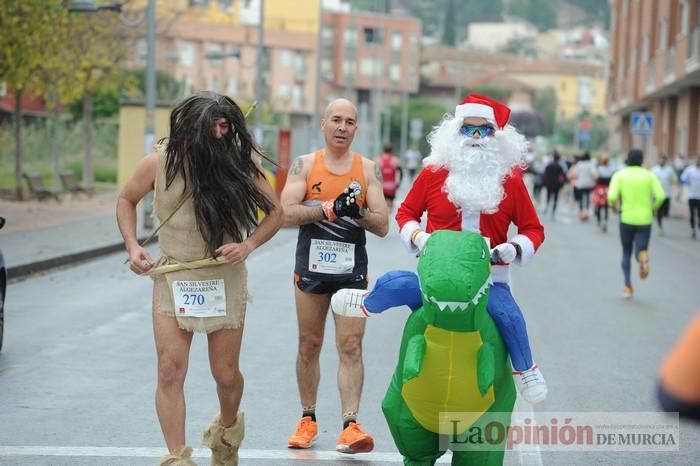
[460,124,496,138]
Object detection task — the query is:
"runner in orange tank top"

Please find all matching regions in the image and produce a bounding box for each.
[280,98,388,454]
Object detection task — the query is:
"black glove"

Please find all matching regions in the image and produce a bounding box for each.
[333,185,365,219]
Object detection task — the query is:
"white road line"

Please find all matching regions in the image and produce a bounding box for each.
[0,446,453,463]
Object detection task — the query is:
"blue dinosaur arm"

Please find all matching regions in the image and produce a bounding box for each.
[364,270,423,314]
[402,334,426,383]
[477,342,496,397]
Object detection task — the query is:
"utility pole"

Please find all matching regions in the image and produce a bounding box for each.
[255,0,265,144]
[399,91,409,160]
[312,0,323,151]
[142,0,156,229]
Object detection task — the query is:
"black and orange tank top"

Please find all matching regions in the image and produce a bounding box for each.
[294,150,369,280]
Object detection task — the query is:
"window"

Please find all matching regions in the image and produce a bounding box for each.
[578,77,592,107]
[218,0,233,12]
[227,79,239,96]
[363,27,382,45]
[210,77,219,93]
[389,64,401,83]
[345,27,358,48]
[183,76,193,94]
[179,41,195,67]
[659,19,668,49]
[680,1,689,35]
[392,32,402,51]
[278,84,291,99]
[294,51,306,76]
[292,84,304,108]
[207,42,224,65]
[280,49,292,66]
[135,39,146,66]
[343,59,356,78]
[679,127,688,154]
[322,25,334,42]
[360,57,381,76]
[321,58,333,79]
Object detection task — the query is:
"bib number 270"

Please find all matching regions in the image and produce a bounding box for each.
[182,294,205,305]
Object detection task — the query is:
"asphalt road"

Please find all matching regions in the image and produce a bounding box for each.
[1,200,699,465]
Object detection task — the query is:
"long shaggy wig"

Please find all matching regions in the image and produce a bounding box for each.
[164,92,275,257]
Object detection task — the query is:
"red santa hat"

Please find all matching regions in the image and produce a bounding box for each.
[454,93,511,129]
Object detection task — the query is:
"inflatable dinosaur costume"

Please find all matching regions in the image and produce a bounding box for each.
[335,231,516,465]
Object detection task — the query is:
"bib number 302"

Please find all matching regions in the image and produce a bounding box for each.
[309,239,355,274]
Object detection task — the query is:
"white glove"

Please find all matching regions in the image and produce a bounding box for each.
[490,242,517,264]
[413,231,431,251]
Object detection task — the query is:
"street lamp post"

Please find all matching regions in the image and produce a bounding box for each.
[254,0,265,144]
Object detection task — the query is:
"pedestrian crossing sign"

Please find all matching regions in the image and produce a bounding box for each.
[630,112,653,136]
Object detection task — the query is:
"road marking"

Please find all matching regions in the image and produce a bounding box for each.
[0,446,452,463]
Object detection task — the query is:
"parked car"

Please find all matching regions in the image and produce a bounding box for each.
[0,216,5,352]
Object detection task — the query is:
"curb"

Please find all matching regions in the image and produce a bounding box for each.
[7,235,151,281]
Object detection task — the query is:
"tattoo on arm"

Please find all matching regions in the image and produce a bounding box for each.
[290,157,303,176]
[374,164,382,182]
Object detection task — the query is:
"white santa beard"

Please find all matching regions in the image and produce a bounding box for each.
[424,116,527,214]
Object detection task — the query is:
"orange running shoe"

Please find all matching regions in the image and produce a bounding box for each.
[287,416,318,449]
[336,422,374,454]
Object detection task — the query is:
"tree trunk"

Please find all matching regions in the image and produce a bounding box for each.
[83,93,94,192]
[13,89,24,201]
[51,94,61,188]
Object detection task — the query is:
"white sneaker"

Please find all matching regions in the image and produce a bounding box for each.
[513,364,548,405]
[330,289,370,318]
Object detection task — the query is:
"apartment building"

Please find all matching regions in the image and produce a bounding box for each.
[608,0,700,160]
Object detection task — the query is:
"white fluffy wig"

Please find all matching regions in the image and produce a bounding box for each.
[423,113,528,214]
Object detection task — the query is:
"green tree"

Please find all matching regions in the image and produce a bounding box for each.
[507,0,556,32]
[61,11,130,191]
[0,0,67,200]
[386,97,449,156]
[441,0,456,46]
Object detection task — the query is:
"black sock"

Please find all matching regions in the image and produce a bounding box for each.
[342,412,357,430]
[302,407,316,422]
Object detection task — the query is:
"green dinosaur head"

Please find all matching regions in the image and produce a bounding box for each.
[416,230,491,331]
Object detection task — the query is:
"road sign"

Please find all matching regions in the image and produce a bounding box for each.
[630,112,653,136]
[410,118,423,142]
[578,129,592,145]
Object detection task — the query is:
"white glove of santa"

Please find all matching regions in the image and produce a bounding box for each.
[490,242,518,264]
[413,231,431,251]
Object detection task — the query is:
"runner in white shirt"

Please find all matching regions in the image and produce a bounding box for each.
[680,155,700,239]
[651,155,678,235]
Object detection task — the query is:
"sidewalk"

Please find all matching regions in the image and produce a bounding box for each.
[0,191,150,279]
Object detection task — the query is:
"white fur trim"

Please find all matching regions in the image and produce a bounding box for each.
[400,221,422,254]
[510,234,536,265]
[491,265,510,284]
[455,103,495,123]
[460,211,480,233]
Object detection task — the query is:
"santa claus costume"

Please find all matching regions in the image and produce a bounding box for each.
[395,94,548,404]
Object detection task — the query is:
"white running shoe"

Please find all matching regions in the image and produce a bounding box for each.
[330,289,370,318]
[513,364,548,405]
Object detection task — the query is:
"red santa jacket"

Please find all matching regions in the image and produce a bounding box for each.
[395,166,544,284]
